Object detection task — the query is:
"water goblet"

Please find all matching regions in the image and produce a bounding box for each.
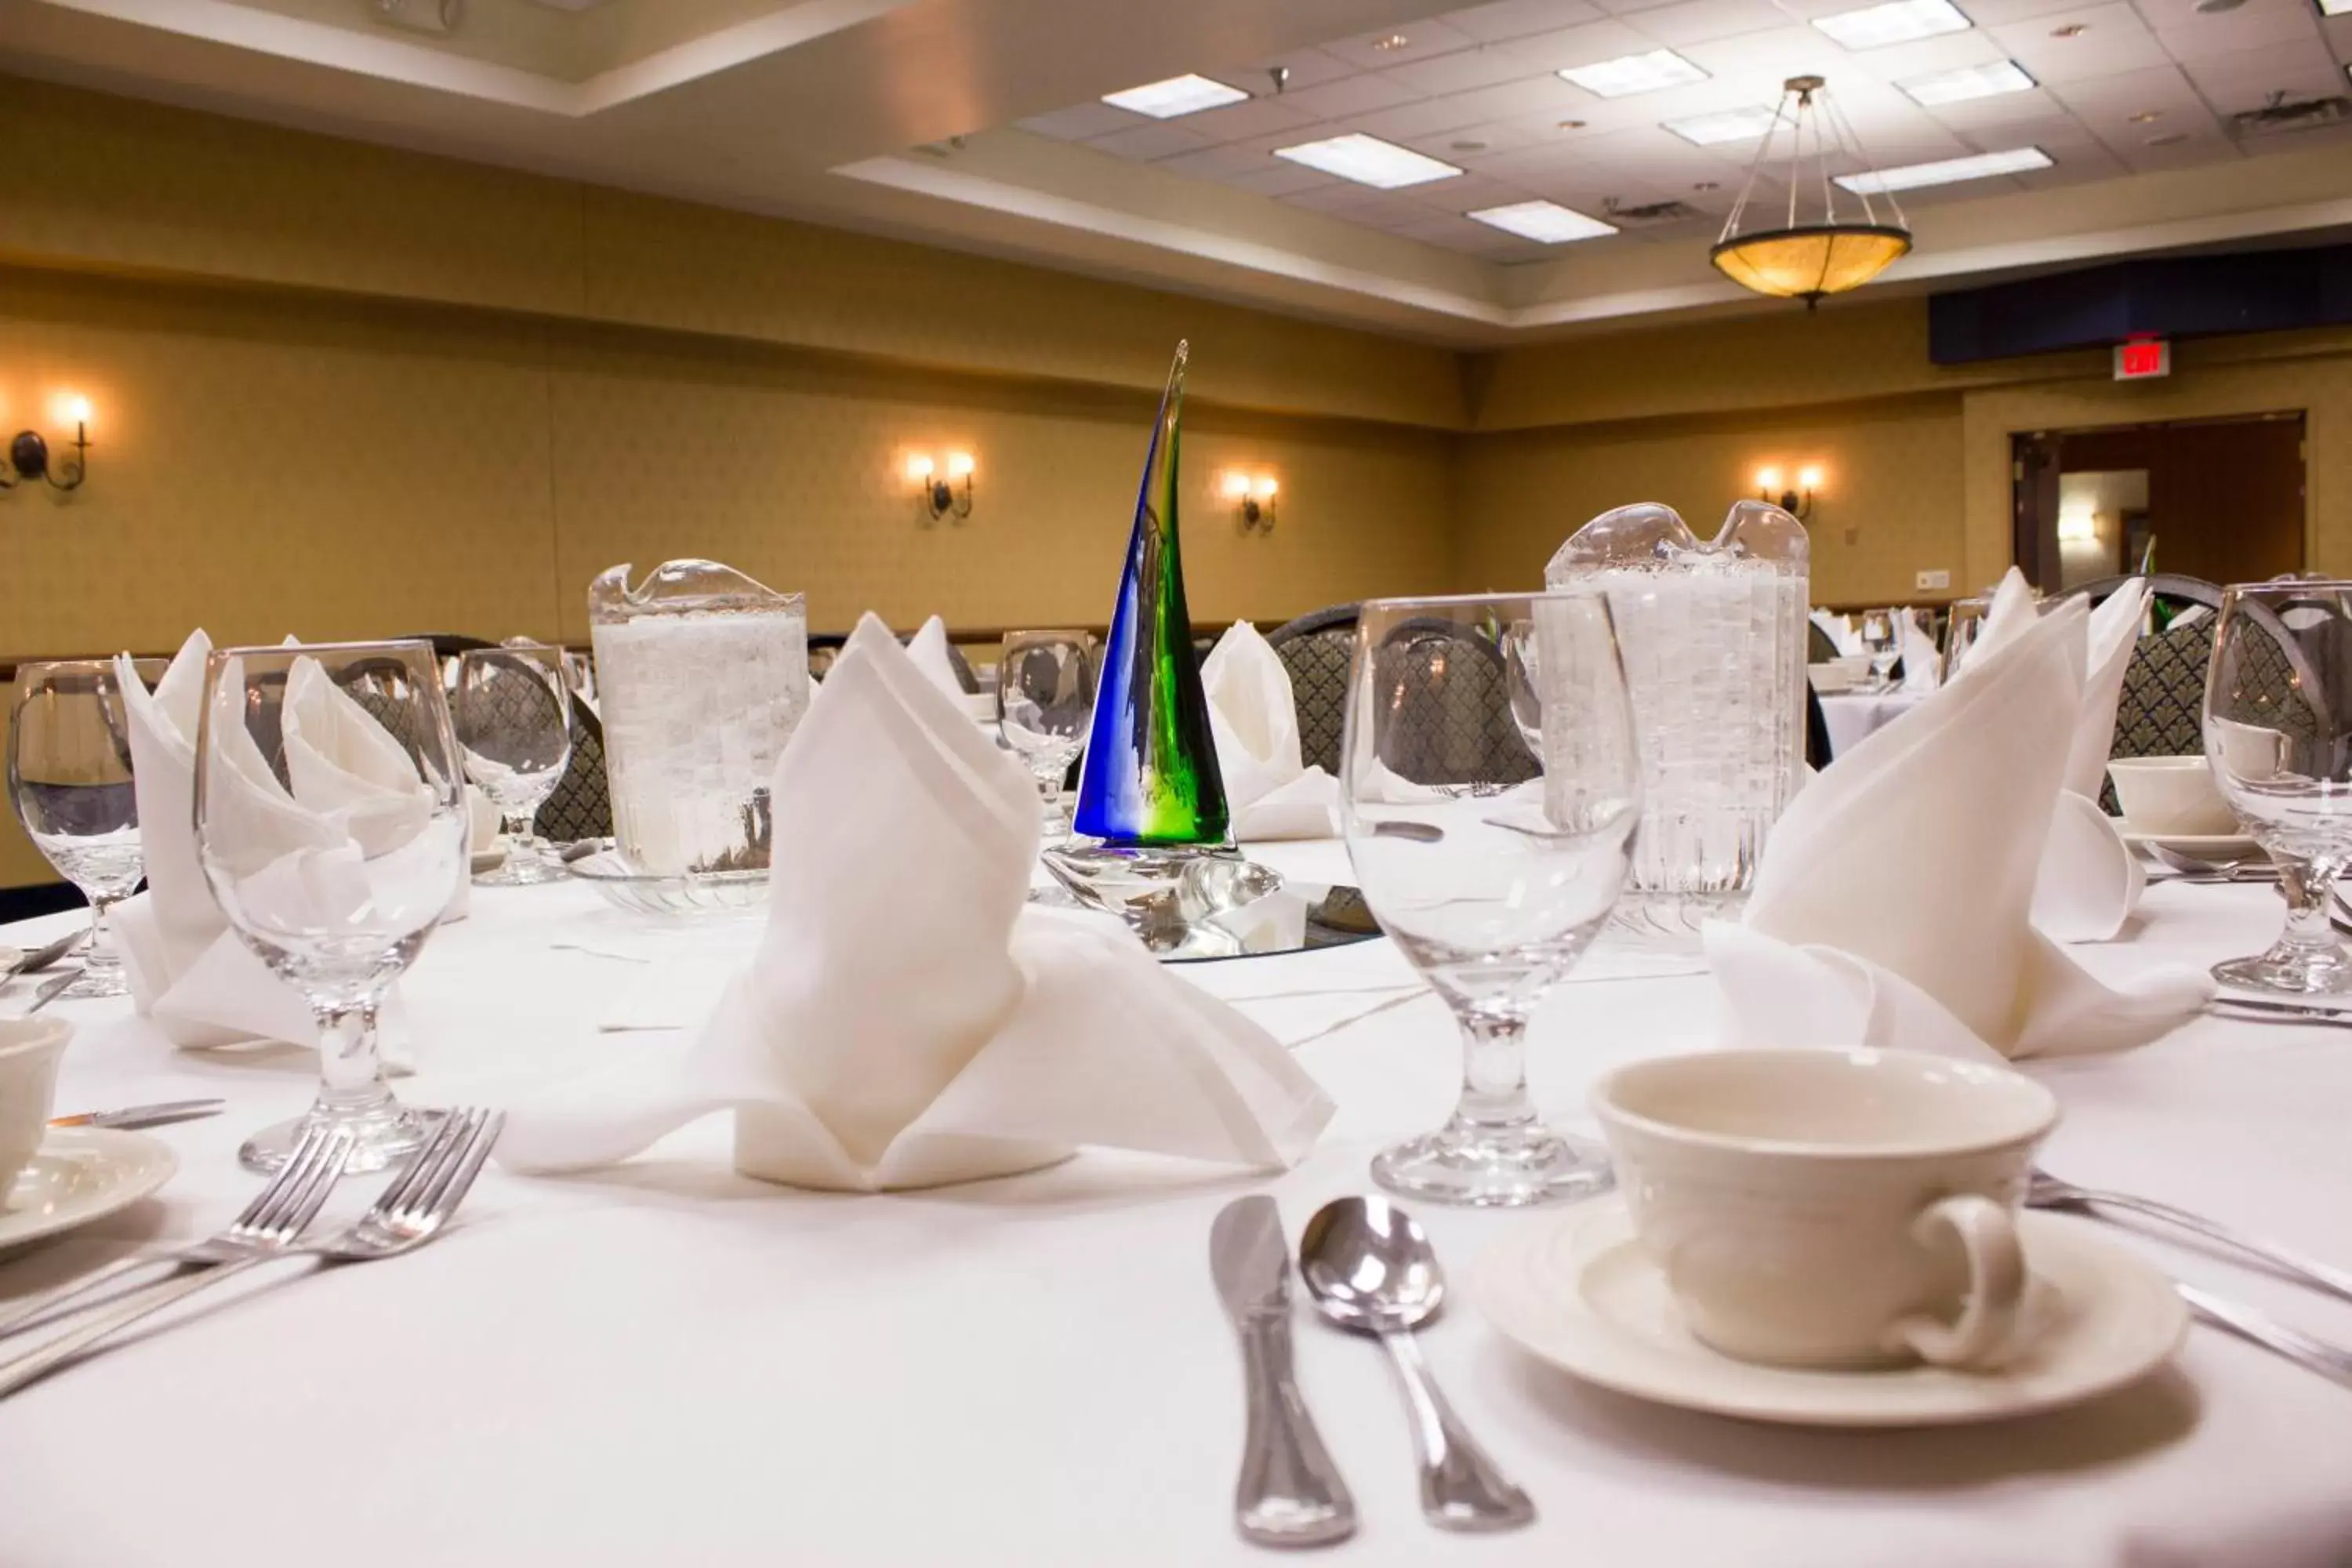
[1339,593,1642,1207]
[6,659,164,998]
[1860,608,1901,691]
[454,645,573,885]
[999,631,1098,842]
[2206,581,2352,994]
[194,641,466,1173]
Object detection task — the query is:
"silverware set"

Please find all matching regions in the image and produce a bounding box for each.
[4,929,87,1014]
[1213,1194,1530,1550]
[2028,1167,2352,1389]
[0,1107,502,1396]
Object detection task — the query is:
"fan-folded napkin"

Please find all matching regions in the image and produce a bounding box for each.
[1898,608,1942,691]
[1705,595,2210,1063]
[1202,622,1338,841]
[498,613,1334,1191]
[111,633,444,1053]
[1809,609,1862,659]
[1965,569,2151,941]
[906,615,964,698]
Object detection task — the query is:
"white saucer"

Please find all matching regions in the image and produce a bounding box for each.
[0,1128,178,1254]
[1473,1199,2187,1427]
[2122,830,2260,860]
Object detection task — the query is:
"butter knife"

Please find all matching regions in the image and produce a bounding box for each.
[50,1098,227,1131]
[1210,1196,1356,1549]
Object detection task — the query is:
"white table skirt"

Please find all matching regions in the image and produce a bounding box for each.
[1818,690,1930,757]
[3,847,2350,1568]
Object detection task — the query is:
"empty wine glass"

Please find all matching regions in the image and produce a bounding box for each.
[454,645,572,885]
[6,659,162,998]
[1860,608,1901,691]
[195,641,466,1172]
[1340,593,1642,1207]
[2205,580,2352,994]
[1941,596,1990,682]
[999,631,1098,842]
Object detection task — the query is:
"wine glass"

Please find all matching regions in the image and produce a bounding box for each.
[999,631,1098,842]
[1940,596,1990,682]
[453,645,573,885]
[194,641,466,1173]
[1339,593,1641,1207]
[2205,580,2352,994]
[6,659,162,998]
[1859,609,1901,691]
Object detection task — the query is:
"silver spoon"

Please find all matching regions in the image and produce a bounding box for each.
[1297,1198,1534,1534]
[2143,844,2276,882]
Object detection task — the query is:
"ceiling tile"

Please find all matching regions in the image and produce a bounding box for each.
[1675,26,1855,93]
[1232,49,1357,91]
[1425,73,1597,122]
[1399,117,1552,155]
[1086,122,1211,160]
[1592,0,1698,16]
[1632,0,1797,45]
[1319,19,1483,69]
[1153,145,1283,181]
[1850,29,2009,75]
[2181,39,2352,105]
[1347,95,1508,139]
[2044,60,2202,112]
[1014,103,1137,140]
[1992,5,2172,81]
[2149,0,2322,60]
[1178,95,1320,143]
[1443,0,1607,42]
[1922,83,2071,127]
[1273,72,1428,119]
[1398,169,1542,209]
[2113,126,2242,169]
[1494,16,1668,71]
[1956,0,2092,24]
[1278,183,1432,220]
[2325,15,2352,63]
[1220,162,1341,196]
[1377,44,1552,95]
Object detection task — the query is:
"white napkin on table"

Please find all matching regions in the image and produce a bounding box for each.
[1704,596,2211,1063]
[1898,608,1941,691]
[498,613,1334,1192]
[1965,570,2151,941]
[111,633,441,1054]
[1809,609,1861,659]
[905,615,965,699]
[1201,622,1338,841]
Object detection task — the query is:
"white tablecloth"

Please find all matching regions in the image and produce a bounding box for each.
[1818,690,1931,757]
[3,844,2350,1568]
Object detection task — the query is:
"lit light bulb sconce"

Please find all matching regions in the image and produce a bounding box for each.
[1753,463,1822,521]
[903,450,975,524]
[1221,470,1279,533]
[2,394,93,495]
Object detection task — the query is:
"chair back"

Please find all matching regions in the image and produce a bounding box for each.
[401,633,610,840]
[1265,605,1360,775]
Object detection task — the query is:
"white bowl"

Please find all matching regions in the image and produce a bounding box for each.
[1809,662,1858,695]
[0,1018,71,1200]
[2108,756,2238,838]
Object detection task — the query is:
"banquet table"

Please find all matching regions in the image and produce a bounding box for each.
[1818,689,1931,757]
[3,840,2351,1568]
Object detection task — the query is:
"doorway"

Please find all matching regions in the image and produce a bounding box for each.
[2011,412,2306,591]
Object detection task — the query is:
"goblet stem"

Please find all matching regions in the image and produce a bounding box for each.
[316,998,394,1111]
[2280,857,2342,955]
[1454,1010,1537,1134]
[62,891,129,998]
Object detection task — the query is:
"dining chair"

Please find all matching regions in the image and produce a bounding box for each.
[1265,604,1360,775]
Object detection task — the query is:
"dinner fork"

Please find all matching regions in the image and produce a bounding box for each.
[0,1121,353,1338]
[0,1109,499,1397]
[2029,1170,2352,1307]
[2178,1283,2352,1392]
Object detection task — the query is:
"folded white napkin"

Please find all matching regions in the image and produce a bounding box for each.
[112,633,440,1054]
[1201,622,1338,840]
[1964,570,2151,941]
[1705,596,2210,1063]
[499,613,1334,1192]
[1898,608,1941,691]
[1809,609,1862,659]
[905,615,965,699]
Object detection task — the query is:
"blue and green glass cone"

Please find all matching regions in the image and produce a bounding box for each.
[1071,340,1232,847]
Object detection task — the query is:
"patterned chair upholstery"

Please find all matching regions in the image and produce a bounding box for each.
[401,635,612,842]
[1806,622,1840,664]
[1370,620,1541,786]
[1265,605,1359,775]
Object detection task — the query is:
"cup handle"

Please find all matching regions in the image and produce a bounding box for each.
[1886,1193,2027,1370]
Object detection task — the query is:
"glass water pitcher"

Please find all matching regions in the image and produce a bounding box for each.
[587,560,809,877]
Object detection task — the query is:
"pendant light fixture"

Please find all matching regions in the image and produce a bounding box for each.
[1711,75,1911,308]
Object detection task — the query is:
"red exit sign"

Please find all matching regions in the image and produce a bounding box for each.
[2114,338,2171,381]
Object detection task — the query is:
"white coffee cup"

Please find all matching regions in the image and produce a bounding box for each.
[1594,1047,2057,1370]
[0,1018,71,1202]
[2107,756,2238,837]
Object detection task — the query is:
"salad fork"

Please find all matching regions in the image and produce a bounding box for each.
[0,1121,351,1338]
[0,1109,501,1397]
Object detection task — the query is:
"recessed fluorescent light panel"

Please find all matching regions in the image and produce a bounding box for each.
[1273,133,1463,188]
[1836,144,2050,193]
[1900,60,2035,105]
[1468,200,1619,242]
[1100,74,1250,118]
[1814,0,1972,49]
[1664,105,1784,145]
[2321,0,2350,15]
[1559,49,1708,98]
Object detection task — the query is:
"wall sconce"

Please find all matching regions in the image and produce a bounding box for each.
[1221,470,1279,532]
[2,394,92,494]
[904,450,975,523]
[1754,462,1820,521]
